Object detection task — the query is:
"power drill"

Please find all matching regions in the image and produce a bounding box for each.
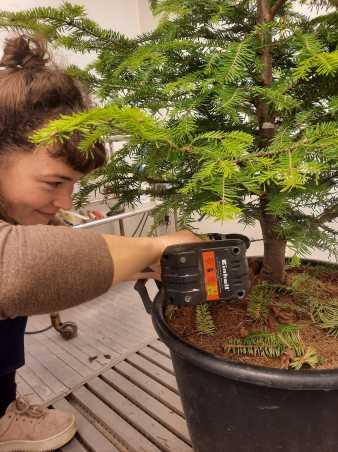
[134,233,250,313]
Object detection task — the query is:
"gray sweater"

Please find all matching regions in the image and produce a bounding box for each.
[0,220,113,319]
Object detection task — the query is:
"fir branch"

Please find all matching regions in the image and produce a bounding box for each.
[224,325,305,358]
[311,299,338,335]
[196,304,216,336]
[4,0,336,272]
[316,205,338,224]
[165,305,178,321]
[247,283,275,321]
[31,104,176,150]
[0,3,133,51]
[271,0,289,18]
[289,346,321,370]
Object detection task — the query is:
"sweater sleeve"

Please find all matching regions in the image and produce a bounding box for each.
[0,220,113,319]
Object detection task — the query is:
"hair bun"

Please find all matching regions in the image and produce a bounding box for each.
[0,35,49,69]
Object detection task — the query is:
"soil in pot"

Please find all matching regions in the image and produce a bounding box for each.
[166,261,338,370]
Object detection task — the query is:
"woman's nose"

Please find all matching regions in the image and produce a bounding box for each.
[53,192,73,210]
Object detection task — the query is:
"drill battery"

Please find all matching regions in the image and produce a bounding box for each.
[161,236,250,307]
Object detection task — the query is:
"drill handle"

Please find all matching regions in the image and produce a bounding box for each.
[134,268,162,314]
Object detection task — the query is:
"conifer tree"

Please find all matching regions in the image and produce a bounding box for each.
[1,0,337,284]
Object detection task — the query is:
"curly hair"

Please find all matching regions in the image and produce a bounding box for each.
[0,35,106,173]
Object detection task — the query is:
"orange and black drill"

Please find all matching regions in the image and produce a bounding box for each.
[135,233,250,313]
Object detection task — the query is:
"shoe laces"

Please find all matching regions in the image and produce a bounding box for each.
[13,397,46,419]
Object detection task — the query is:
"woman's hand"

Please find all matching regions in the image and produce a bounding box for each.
[147,230,202,280]
[156,230,202,252]
[104,230,202,284]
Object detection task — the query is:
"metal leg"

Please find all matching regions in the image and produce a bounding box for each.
[118,218,125,236]
[50,312,78,340]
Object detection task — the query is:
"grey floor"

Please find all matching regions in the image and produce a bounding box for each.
[55,339,192,452]
[20,281,192,451]
[19,281,158,405]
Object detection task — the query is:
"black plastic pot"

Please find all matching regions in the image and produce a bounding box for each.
[151,260,338,452]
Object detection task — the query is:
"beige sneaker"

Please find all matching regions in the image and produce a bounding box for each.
[0,397,76,451]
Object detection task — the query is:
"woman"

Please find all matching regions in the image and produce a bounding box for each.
[0,35,198,451]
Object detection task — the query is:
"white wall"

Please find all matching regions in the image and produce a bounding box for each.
[0,0,150,35]
[137,0,159,33]
[0,0,156,67]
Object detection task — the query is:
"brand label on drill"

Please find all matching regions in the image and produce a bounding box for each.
[202,251,220,301]
[221,258,230,291]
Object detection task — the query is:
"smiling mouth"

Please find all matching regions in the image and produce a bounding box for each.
[36,210,57,217]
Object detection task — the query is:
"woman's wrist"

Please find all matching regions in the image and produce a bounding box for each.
[102,230,201,285]
[154,230,201,254]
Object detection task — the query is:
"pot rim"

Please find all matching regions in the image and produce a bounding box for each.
[152,257,338,391]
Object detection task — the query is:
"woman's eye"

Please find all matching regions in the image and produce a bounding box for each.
[46,181,62,188]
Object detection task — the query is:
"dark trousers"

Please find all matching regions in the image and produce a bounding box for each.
[0,372,16,416]
[0,317,27,416]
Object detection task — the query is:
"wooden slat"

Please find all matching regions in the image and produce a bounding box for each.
[16,364,55,401]
[114,360,184,415]
[101,369,190,443]
[16,374,43,404]
[149,340,171,357]
[87,377,192,452]
[64,305,128,355]
[53,398,119,452]
[45,319,114,362]
[138,347,175,373]
[22,282,159,405]
[72,386,161,452]
[61,317,124,362]
[93,302,153,338]
[89,306,154,346]
[60,438,88,452]
[69,302,148,354]
[24,349,67,393]
[27,329,94,378]
[25,313,51,332]
[45,326,117,368]
[98,294,154,334]
[126,353,178,392]
[73,284,148,324]
[26,338,81,387]
[103,299,153,328]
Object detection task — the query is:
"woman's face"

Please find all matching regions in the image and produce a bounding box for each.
[0,148,83,225]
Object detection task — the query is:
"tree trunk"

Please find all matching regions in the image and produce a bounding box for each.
[259,210,287,284]
[255,0,287,285]
[256,0,275,143]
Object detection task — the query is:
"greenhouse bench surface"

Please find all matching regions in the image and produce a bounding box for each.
[54,339,192,452]
[19,281,192,451]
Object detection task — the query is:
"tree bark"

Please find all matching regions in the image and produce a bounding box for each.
[259,202,287,284]
[255,0,287,284]
[256,0,275,142]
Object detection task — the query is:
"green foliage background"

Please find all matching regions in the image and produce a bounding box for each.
[0,0,337,260]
